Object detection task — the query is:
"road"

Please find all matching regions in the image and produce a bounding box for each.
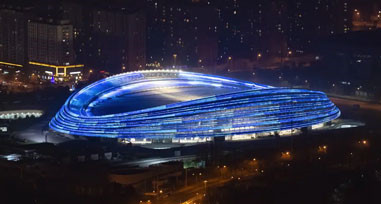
[115,155,197,168]
[160,177,232,204]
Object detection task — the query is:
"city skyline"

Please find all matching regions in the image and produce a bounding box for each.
[1,0,381,204]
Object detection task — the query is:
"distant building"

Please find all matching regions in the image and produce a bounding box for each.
[65,4,146,73]
[146,1,218,69]
[192,7,218,68]
[0,9,27,69]
[126,10,146,71]
[352,6,381,31]
[316,30,381,100]
[27,19,83,79]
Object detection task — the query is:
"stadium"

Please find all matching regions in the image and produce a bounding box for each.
[49,70,340,145]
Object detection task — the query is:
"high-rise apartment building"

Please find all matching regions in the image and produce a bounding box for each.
[146,1,218,69]
[126,10,146,71]
[28,19,74,65]
[70,6,146,73]
[0,8,27,69]
[28,19,82,77]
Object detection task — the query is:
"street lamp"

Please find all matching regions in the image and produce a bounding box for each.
[358,139,369,146]
[203,180,208,191]
[173,54,177,68]
[318,145,327,154]
[257,53,262,61]
[281,151,292,160]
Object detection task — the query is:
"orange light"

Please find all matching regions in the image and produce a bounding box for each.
[318,145,327,153]
[281,151,292,160]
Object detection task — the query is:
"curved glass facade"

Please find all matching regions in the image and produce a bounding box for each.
[49,70,340,141]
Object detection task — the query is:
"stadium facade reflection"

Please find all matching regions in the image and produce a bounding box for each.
[49,70,340,144]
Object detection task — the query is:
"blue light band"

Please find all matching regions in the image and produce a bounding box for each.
[50,70,340,139]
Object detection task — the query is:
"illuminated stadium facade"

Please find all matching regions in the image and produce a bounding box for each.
[49,70,340,145]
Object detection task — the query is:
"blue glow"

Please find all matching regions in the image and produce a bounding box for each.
[49,70,340,140]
